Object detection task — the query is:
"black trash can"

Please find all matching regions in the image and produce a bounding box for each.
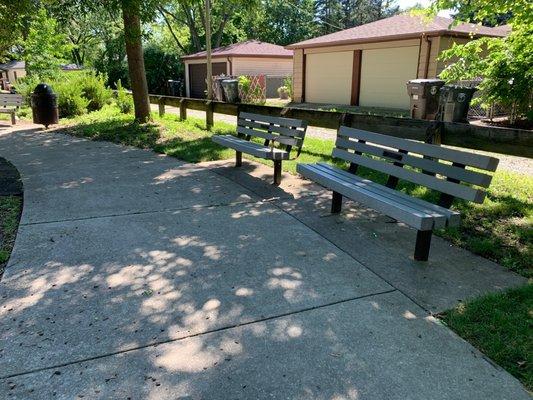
[406,79,445,120]
[221,79,240,103]
[31,84,58,128]
[439,85,477,123]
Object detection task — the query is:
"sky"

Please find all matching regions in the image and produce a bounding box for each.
[397,0,453,17]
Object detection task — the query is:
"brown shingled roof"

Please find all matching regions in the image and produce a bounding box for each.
[286,14,507,49]
[182,40,293,60]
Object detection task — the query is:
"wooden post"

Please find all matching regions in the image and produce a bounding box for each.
[179,98,187,120]
[206,101,214,130]
[205,0,213,101]
[158,97,165,117]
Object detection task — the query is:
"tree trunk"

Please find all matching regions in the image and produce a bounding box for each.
[121,0,150,122]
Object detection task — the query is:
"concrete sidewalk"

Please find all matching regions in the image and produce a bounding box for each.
[0,123,528,399]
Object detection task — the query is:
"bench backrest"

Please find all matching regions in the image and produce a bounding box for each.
[237,112,307,156]
[333,126,499,204]
[0,94,23,108]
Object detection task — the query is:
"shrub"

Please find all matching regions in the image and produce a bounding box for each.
[78,71,112,112]
[53,81,89,117]
[116,79,133,114]
[283,76,293,98]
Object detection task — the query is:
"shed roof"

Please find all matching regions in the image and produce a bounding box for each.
[182,40,293,60]
[0,60,25,71]
[286,14,508,49]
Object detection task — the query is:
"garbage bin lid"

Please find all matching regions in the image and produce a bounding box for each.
[33,83,55,95]
[221,79,239,83]
[407,79,445,84]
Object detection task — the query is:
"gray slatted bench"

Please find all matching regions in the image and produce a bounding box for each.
[0,93,23,125]
[212,112,307,185]
[297,126,499,261]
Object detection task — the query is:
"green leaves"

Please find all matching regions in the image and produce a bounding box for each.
[23,8,72,78]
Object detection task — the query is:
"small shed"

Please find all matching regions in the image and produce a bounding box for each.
[286,15,506,109]
[182,40,293,98]
[0,60,26,84]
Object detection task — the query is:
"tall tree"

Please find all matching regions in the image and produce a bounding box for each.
[121,0,150,121]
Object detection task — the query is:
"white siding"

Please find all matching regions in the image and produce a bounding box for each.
[305,51,353,105]
[359,46,419,109]
[232,57,293,76]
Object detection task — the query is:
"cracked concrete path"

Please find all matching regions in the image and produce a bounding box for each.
[0,123,528,399]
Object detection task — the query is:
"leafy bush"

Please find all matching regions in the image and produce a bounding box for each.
[14,70,111,117]
[78,71,112,112]
[116,79,133,114]
[143,44,183,95]
[283,76,293,98]
[53,81,89,117]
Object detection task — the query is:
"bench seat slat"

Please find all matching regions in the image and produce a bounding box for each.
[339,126,499,171]
[237,126,301,147]
[332,148,485,203]
[314,163,460,226]
[335,138,492,187]
[297,164,444,231]
[212,135,289,160]
[240,111,307,129]
[238,119,306,138]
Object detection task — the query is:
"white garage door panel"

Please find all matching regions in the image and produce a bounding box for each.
[306,52,353,105]
[359,46,419,109]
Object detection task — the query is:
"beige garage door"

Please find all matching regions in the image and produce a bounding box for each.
[359,46,419,109]
[305,51,353,104]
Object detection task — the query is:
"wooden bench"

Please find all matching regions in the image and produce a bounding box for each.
[297,126,499,261]
[0,93,23,125]
[212,112,307,185]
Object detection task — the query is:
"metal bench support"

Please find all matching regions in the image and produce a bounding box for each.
[331,191,342,213]
[414,230,432,261]
[274,160,282,185]
[235,151,242,167]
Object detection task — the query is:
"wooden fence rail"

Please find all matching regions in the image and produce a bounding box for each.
[148,94,533,159]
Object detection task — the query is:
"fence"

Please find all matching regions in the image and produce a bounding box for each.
[150,94,533,159]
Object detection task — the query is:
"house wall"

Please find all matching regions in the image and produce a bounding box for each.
[231,57,292,77]
[1,68,26,83]
[292,49,305,102]
[436,36,470,76]
[292,39,421,105]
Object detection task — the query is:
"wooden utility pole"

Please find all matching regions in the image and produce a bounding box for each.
[205,0,213,100]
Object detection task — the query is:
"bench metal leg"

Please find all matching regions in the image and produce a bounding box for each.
[273,160,282,185]
[11,112,15,125]
[235,151,242,167]
[331,191,342,213]
[414,230,432,261]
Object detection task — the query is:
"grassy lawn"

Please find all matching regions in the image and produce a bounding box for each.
[0,196,22,279]
[61,104,532,277]
[441,285,532,390]
[55,104,533,390]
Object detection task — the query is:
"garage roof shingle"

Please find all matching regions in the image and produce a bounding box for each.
[286,14,507,49]
[182,40,293,60]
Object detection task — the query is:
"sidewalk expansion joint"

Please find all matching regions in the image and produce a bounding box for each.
[0,289,396,380]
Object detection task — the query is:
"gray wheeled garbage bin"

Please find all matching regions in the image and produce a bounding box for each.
[221,79,240,103]
[439,85,477,123]
[406,79,445,120]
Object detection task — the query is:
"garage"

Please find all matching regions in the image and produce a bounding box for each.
[183,41,293,99]
[305,51,353,104]
[359,46,419,109]
[188,62,227,98]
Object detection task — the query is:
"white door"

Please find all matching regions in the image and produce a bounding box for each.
[359,46,419,109]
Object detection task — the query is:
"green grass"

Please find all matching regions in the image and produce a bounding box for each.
[441,284,532,390]
[61,104,532,278]
[0,196,22,277]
